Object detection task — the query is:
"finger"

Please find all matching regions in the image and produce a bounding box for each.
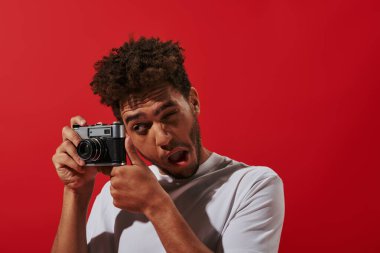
[70,115,87,128]
[53,153,85,174]
[56,140,85,166]
[110,166,120,177]
[62,126,82,146]
[125,137,145,166]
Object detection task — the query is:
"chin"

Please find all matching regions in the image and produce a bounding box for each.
[158,160,198,179]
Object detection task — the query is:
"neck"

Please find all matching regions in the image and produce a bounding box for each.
[199,146,212,165]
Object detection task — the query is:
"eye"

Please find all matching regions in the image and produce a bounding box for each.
[162,110,179,122]
[132,123,151,135]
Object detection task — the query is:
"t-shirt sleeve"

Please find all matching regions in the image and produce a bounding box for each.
[217,172,285,253]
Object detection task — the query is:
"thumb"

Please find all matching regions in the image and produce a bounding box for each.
[125,137,145,166]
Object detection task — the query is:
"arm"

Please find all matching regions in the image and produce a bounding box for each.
[52,186,92,253]
[110,137,212,253]
[145,194,212,253]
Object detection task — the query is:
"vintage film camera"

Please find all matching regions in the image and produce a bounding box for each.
[73,122,126,166]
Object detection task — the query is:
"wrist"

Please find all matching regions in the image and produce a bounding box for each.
[144,192,174,221]
[63,185,93,208]
[65,177,95,194]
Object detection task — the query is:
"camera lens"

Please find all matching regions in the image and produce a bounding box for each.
[77,138,106,162]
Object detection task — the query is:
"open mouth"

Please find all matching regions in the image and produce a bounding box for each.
[168,150,189,165]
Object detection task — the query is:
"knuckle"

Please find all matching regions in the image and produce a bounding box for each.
[119,167,128,176]
[110,177,118,187]
[116,168,124,177]
[61,140,70,149]
[59,152,69,162]
[52,152,61,160]
[69,158,79,168]
[71,115,85,126]
[110,188,117,198]
[62,130,81,147]
[51,155,57,165]
[62,126,69,135]
[113,199,120,208]
[111,189,121,200]
[67,142,77,153]
[113,168,120,176]
[71,115,80,122]
[73,136,81,146]
[66,157,78,169]
[70,131,81,145]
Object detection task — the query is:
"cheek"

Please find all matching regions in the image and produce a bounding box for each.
[131,137,158,158]
[173,114,195,139]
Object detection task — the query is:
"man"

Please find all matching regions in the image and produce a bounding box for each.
[51,37,285,253]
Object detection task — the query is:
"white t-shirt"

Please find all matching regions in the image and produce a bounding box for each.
[87,152,285,252]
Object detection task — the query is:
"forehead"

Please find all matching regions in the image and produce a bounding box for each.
[120,86,185,114]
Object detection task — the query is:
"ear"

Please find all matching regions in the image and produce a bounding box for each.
[188,87,200,116]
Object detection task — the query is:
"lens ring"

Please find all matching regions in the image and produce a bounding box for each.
[92,138,103,161]
[77,140,94,161]
[77,138,106,162]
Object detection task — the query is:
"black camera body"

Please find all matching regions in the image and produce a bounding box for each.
[73,122,126,166]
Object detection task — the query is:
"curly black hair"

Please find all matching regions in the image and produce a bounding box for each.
[90,37,192,122]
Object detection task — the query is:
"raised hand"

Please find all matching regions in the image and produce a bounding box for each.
[52,115,97,196]
[110,137,170,214]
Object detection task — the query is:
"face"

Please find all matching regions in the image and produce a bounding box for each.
[120,85,206,178]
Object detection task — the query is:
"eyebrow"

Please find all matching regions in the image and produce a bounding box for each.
[125,101,177,124]
[125,113,146,124]
[153,101,176,116]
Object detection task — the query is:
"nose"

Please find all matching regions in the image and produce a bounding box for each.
[153,123,172,147]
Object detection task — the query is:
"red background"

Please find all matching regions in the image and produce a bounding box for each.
[0,0,379,252]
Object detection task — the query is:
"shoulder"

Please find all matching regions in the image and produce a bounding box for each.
[214,154,284,203]
[199,152,284,189]
[207,153,284,201]
[239,166,284,202]
[226,165,284,199]
[215,153,283,187]
[215,165,285,252]
[241,166,283,187]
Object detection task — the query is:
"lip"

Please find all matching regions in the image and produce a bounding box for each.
[167,147,188,157]
[164,147,190,167]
